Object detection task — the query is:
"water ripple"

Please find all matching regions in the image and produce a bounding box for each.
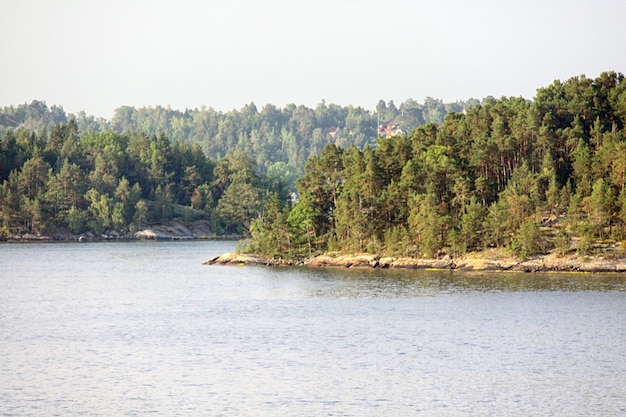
[1,241,625,416]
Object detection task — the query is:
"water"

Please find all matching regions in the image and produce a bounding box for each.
[1,241,625,416]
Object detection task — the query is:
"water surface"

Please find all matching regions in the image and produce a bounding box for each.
[1,241,625,416]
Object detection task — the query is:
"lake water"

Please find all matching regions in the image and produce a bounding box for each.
[1,241,625,416]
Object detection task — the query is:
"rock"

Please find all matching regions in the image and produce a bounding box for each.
[134,224,192,240]
[378,257,395,268]
[305,253,379,268]
[204,252,268,266]
[207,248,626,274]
[304,254,455,270]
[389,257,453,269]
[134,229,160,239]
[185,221,214,238]
[103,230,121,240]
[134,221,215,240]
[305,254,341,268]
[454,258,517,271]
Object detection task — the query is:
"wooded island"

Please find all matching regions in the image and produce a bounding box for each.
[245,72,626,264]
[2,71,626,269]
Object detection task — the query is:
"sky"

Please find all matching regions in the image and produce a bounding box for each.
[1,0,625,118]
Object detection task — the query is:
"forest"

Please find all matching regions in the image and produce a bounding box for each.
[246,71,626,261]
[2,71,626,260]
[0,96,474,239]
[0,97,475,187]
[0,122,289,237]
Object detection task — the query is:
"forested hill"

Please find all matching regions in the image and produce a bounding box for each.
[3,71,626,252]
[247,71,626,261]
[0,118,289,238]
[0,98,477,183]
[0,95,480,240]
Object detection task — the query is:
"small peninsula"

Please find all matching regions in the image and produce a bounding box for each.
[226,73,626,273]
[205,245,626,274]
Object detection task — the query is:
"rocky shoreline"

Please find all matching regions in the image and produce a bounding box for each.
[205,248,626,273]
[2,220,242,242]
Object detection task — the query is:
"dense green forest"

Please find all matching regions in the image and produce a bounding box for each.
[0,98,476,186]
[247,72,626,260]
[3,71,626,255]
[0,96,478,239]
[0,122,289,237]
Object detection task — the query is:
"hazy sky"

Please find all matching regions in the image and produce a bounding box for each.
[2,0,625,118]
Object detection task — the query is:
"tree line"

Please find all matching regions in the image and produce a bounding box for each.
[247,71,626,260]
[0,97,477,187]
[0,121,287,237]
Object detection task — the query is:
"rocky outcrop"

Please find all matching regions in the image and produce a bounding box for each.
[304,254,453,269]
[305,253,472,269]
[203,252,272,266]
[134,221,215,240]
[208,249,626,273]
[508,254,626,273]
[387,257,455,269]
[305,254,457,269]
[305,253,380,268]
[453,255,519,271]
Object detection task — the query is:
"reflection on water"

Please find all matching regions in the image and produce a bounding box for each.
[261,266,626,299]
[1,241,625,417]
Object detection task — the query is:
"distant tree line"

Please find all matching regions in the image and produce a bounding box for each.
[0,97,479,186]
[0,95,482,239]
[0,121,287,237]
[247,72,626,260]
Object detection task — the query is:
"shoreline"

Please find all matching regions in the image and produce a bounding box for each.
[205,249,626,274]
[1,220,245,243]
